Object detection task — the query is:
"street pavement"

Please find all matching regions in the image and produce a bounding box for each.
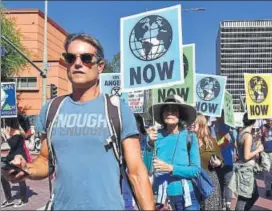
[1,151,272,210]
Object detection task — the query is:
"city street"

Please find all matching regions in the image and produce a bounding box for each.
[1,151,271,210]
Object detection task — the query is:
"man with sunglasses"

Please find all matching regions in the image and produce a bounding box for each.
[3,33,154,210]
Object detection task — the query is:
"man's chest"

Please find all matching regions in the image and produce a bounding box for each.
[51,110,110,144]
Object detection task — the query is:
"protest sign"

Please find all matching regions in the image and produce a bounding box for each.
[223,91,235,128]
[234,112,245,127]
[120,5,184,91]
[99,73,128,102]
[244,73,272,119]
[195,74,226,117]
[128,90,145,113]
[152,43,195,105]
[1,82,17,118]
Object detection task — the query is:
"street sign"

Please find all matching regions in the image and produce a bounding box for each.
[1,46,6,57]
[1,82,17,118]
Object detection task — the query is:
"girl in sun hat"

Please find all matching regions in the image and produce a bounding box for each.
[147,95,201,210]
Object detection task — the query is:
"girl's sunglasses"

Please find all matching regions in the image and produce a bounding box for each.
[62,53,99,65]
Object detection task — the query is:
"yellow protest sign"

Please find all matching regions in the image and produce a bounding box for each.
[244,73,272,119]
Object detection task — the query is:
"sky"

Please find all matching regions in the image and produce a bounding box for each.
[2,1,272,74]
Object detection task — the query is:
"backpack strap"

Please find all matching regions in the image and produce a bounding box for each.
[45,95,68,205]
[103,94,141,210]
[104,94,122,163]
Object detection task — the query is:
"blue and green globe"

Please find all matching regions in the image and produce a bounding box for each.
[129,15,173,61]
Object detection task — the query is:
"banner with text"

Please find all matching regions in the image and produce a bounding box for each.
[152,44,195,105]
[244,73,272,119]
[223,91,235,128]
[1,82,17,118]
[120,5,184,91]
[195,74,226,117]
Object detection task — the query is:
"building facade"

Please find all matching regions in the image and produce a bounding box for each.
[216,20,272,111]
[4,9,72,124]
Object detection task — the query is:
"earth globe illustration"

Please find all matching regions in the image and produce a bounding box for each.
[248,76,268,103]
[1,89,8,107]
[129,15,173,61]
[183,54,189,79]
[196,77,221,101]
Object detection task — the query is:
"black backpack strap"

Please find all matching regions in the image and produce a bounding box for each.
[46,95,68,129]
[45,95,68,203]
[103,94,141,210]
[104,94,122,162]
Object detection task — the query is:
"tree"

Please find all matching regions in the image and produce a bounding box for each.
[103,59,113,73]
[111,52,120,73]
[102,52,120,73]
[1,7,28,81]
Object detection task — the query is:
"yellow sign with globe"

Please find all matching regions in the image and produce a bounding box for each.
[244,73,272,119]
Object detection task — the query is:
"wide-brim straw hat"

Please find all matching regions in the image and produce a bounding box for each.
[148,95,197,126]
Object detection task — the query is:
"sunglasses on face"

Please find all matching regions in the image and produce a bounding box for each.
[62,53,100,65]
[163,106,179,113]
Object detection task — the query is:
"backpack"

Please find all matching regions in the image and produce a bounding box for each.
[186,132,214,201]
[44,94,141,210]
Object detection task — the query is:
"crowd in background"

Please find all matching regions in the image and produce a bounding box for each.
[127,94,272,210]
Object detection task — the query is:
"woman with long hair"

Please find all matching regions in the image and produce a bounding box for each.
[147,95,201,210]
[191,113,223,210]
[1,118,29,208]
[235,113,264,211]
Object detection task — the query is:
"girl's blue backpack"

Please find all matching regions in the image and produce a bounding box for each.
[187,132,214,200]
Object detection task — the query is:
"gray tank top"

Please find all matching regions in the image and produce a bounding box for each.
[238,131,256,163]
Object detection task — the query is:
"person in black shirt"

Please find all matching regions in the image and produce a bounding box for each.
[1,118,28,208]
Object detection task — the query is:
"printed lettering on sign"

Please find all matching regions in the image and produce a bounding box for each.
[152,44,195,106]
[99,73,128,102]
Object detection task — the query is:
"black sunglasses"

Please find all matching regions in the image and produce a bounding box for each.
[62,53,100,65]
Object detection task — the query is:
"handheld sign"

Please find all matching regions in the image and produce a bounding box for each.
[1,82,17,118]
[120,5,184,91]
[234,112,245,128]
[152,44,195,105]
[195,74,226,117]
[128,90,145,113]
[223,91,235,128]
[244,73,272,120]
[99,73,128,102]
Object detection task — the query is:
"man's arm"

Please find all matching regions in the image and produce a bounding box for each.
[26,134,50,180]
[122,136,155,210]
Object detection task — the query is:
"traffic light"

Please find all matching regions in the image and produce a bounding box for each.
[50,84,57,99]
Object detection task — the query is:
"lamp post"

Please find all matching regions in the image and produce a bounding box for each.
[42,0,48,105]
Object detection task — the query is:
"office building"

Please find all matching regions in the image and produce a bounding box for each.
[216,20,272,111]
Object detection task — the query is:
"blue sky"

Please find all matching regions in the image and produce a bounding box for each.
[3,1,272,74]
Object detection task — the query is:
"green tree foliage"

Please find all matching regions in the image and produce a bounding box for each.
[103,59,113,73]
[103,52,120,73]
[111,52,120,73]
[1,7,28,81]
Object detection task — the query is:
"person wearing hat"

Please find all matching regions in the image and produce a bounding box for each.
[147,95,201,210]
